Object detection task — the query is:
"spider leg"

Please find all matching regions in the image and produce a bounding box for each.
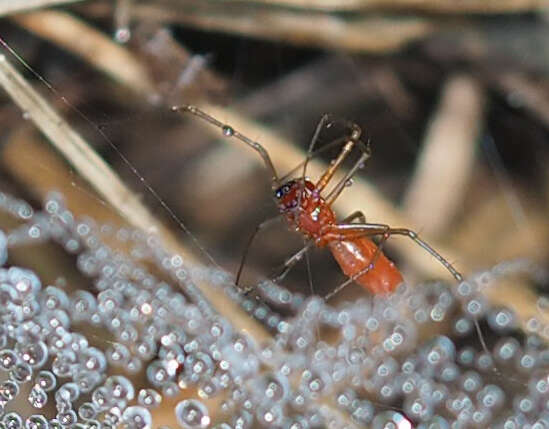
[279,135,348,183]
[315,122,364,193]
[265,211,366,293]
[325,147,371,205]
[236,216,283,289]
[270,241,315,283]
[172,105,280,188]
[342,210,367,224]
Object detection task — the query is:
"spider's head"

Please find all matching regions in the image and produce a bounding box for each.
[274,179,315,214]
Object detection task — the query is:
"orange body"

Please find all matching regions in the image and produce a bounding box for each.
[275,179,403,294]
[328,238,403,295]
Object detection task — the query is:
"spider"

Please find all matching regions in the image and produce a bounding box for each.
[173,105,463,299]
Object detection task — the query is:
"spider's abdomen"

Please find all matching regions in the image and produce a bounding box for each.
[329,238,403,295]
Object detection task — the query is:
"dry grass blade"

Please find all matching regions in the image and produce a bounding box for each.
[12,10,155,96]
[127,4,437,53]
[494,72,549,128]
[216,0,549,12]
[0,0,85,16]
[403,74,484,238]
[0,53,271,342]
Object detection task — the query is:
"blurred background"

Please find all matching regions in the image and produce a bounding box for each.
[2,0,549,426]
[2,0,549,298]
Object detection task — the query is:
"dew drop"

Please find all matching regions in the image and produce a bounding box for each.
[147,360,172,387]
[487,307,516,332]
[24,414,49,429]
[17,341,48,368]
[3,412,23,428]
[351,400,374,425]
[78,402,97,420]
[74,370,101,393]
[114,27,131,43]
[0,380,19,401]
[138,388,162,408]
[105,375,135,402]
[91,386,111,410]
[221,126,234,137]
[122,406,152,429]
[56,410,77,427]
[10,361,33,383]
[371,410,413,429]
[27,384,47,409]
[175,399,210,428]
[0,350,18,371]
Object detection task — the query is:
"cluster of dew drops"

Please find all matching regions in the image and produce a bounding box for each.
[0,191,549,428]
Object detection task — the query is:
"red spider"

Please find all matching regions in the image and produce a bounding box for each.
[173,106,463,298]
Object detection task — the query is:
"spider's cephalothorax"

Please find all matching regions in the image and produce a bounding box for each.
[274,179,336,241]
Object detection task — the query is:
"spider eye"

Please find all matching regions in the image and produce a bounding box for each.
[275,183,293,199]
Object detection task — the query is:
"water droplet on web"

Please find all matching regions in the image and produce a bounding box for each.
[28,385,48,408]
[138,388,162,408]
[221,126,234,137]
[56,382,80,404]
[3,412,23,428]
[56,410,77,427]
[175,399,210,428]
[78,402,97,420]
[25,414,48,429]
[0,380,19,401]
[114,27,131,43]
[495,310,519,336]
[34,371,57,392]
[105,375,135,402]
[17,341,48,368]
[0,350,17,371]
[10,361,33,383]
[372,410,413,429]
[48,419,63,429]
[91,386,111,410]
